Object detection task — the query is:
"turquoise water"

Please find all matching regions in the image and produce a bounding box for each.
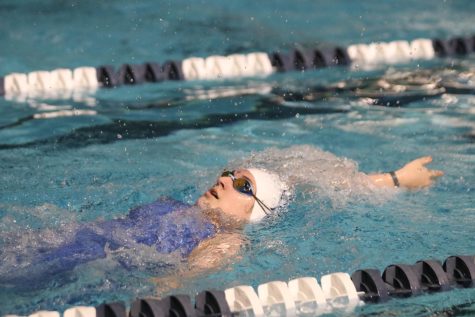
[0,0,474,315]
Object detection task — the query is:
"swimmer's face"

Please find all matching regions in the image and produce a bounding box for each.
[196,169,256,222]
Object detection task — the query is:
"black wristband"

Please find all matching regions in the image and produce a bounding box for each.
[389,171,400,187]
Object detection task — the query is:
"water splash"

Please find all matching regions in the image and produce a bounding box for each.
[228,145,395,211]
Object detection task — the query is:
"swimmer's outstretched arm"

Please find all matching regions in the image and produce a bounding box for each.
[368,156,444,189]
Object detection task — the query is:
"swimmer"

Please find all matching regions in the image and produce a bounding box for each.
[187,155,443,272]
[0,152,443,288]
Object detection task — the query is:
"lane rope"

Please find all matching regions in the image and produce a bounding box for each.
[0,35,473,100]
[5,254,475,317]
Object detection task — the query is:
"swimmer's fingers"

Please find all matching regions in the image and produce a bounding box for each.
[430,170,444,179]
[416,156,433,166]
[403,156,432,170]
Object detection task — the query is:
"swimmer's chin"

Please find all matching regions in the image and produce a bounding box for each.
[195,195,210,210]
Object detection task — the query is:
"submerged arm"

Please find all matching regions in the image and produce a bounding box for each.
[154,232,246,293]
[368,156,444,189]
[187,232,246,272]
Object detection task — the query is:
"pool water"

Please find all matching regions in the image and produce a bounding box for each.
[0,0,474,315]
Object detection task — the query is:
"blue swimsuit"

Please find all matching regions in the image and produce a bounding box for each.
[35,198,216,275]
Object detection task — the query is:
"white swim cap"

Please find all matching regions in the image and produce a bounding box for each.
[247,168,286,222]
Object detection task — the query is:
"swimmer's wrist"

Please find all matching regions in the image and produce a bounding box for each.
[389,171,400,187]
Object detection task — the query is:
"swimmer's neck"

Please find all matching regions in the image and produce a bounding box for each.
[199,206,246,230]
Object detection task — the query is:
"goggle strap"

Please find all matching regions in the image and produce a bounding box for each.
[253,194,273,216]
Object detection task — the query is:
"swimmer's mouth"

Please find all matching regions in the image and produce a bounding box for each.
[210,189,219,199]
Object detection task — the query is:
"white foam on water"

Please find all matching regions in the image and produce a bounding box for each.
[227,145,395,211]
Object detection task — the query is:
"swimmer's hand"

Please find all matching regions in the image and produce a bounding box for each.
[395,156,444,189]
[369,156,444,189]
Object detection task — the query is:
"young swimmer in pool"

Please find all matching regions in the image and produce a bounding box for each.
[0,153,443,286]
[185,155,443,272]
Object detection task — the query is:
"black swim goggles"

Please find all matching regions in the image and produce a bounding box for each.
[221,170,273,216]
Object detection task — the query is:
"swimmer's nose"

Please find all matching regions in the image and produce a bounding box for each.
[218,175,232,190]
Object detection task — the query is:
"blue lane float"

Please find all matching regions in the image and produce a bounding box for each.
[1,35,474,100]
[6,254,475,317]
[414,259,451,292]
[96,302,126,317]
[444,255,475,287]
